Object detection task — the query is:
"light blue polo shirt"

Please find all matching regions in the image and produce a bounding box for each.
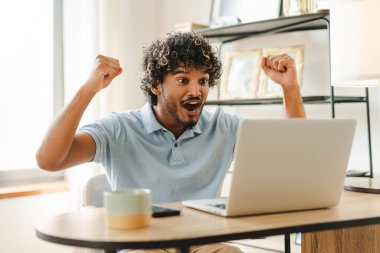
[80,103,240,203]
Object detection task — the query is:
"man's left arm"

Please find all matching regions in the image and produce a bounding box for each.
[261,54,306,118]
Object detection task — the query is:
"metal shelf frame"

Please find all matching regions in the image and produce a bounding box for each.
[199,11,374,178]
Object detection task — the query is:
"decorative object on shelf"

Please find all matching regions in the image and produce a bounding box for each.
[209,16,241,29]
[257,45,304,98]
[210,0,282,28]
[282,0,317,16]
[329,0,380,193]
[220,50,262,99]
[174,23,208,32]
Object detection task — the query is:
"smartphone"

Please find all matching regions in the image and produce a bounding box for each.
[152,204,181,217]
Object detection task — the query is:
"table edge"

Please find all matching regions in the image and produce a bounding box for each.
[35,216,380,250]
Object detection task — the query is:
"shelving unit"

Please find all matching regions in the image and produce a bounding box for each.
[198,12,329,43]
[206,96,367,106]
[198,11,373,177]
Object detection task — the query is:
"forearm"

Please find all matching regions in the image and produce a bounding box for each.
[36,84,96,170]
[261,54,305,118]
[282,85,306,118]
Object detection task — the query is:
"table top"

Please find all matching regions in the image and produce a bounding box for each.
[35,190,380,250]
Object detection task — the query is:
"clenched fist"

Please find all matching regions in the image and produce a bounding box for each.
[85,55,123,94]
[261,54,298,90]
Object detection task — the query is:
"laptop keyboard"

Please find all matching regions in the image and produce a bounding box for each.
[208,203,226,210]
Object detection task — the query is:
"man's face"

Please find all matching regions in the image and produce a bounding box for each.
[152,67,210,132]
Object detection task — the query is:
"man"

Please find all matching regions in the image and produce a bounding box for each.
[36,32,305,253]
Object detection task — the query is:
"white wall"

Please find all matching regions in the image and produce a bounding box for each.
[63,0,159,116]
[99,0,160,111]
[157,0,212,36]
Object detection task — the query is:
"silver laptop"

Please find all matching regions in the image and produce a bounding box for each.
[183,119,356,217]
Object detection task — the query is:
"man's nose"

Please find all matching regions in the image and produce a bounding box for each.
[188,81,201,97]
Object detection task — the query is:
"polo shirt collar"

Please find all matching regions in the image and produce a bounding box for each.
[141,103,164,134]
[141,103,203,135]
[191,120,202,134]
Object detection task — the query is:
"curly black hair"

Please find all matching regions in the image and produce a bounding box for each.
[140,32,222,105]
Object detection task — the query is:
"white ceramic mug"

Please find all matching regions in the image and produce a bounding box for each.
[104,188,151,230]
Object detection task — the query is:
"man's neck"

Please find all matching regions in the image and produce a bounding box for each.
[152,105,186,139]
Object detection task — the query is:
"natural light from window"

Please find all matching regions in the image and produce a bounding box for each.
[0,0,54,170]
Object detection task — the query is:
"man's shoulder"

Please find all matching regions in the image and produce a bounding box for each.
[105,108,143,120]
[200,107,240,131]
[80,109,147,144]
[88,109,144,130]
[202,107,239,122]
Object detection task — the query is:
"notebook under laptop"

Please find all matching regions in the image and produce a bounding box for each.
[183,119,356,217]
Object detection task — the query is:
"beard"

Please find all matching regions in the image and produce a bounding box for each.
[161,92,203,129]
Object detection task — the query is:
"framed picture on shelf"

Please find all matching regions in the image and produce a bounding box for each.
[210,0,282,28]
[257,45,304,98]
[220,50,262,100]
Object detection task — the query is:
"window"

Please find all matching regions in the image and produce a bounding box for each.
[0,0,63,184]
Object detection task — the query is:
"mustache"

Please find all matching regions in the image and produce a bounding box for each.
[182,96,202,103]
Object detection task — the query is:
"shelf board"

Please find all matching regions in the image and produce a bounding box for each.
[206,96,367,106]
[197,12,329,43]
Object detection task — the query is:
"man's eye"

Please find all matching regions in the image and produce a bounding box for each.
[178,78,188,84]
[199,79,209,85]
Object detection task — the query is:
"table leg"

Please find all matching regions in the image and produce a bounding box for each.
[175,246,190,253]
[285,233,291,253]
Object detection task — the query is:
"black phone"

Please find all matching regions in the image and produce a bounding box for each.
[152,204,181,218]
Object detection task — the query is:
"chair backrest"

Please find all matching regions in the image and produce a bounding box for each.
[83,173,111,207]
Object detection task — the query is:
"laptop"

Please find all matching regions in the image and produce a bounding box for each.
[183,119,356,217]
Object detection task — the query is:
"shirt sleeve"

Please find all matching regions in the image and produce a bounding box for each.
[79,113,119,164]
[217,109,242,145]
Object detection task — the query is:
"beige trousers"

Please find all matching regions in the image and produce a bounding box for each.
[122,243,244,253]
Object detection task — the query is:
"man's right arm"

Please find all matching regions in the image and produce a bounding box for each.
[36,55,122,171]
[261,54,306,118]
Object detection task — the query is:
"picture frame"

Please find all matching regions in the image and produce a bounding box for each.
[220,50,262,100]
[210,0,282,27]
[257,45,304,98]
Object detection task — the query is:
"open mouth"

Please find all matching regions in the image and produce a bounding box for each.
[182,100,202,113]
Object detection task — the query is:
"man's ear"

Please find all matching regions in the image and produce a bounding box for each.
[150,84,161,96]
